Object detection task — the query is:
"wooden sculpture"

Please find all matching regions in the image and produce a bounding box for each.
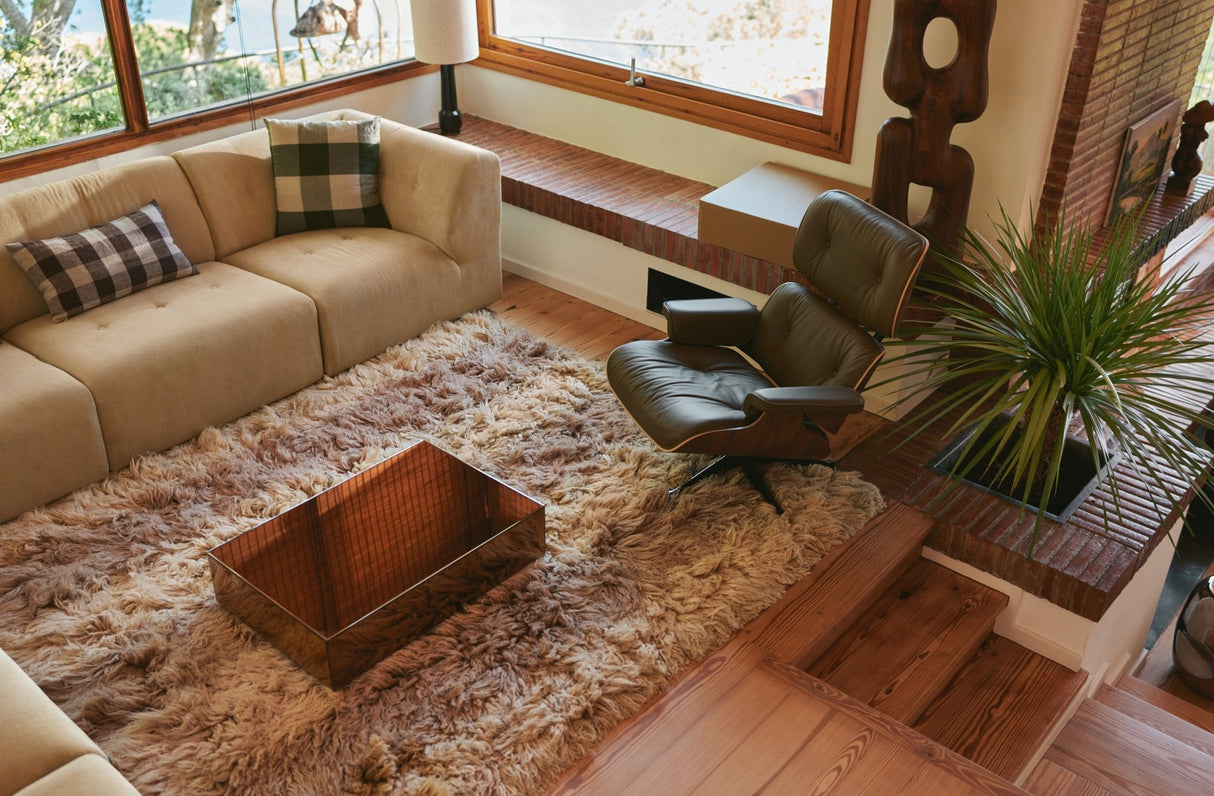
[871,0,997,263]
[1166,100,1214,195]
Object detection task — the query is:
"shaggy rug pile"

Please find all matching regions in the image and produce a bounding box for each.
[0,311,884,795]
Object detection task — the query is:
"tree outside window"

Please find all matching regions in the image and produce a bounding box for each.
[0,0,415,158]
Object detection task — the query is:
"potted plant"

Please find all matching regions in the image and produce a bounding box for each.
[882,205,1214,553]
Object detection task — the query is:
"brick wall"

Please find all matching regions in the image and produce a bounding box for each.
[1037,0,1214,232]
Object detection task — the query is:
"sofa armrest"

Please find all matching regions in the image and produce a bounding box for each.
[375,116,503,307]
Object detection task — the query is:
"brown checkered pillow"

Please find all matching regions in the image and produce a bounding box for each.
[265,117,391,235]
[5,201,198,322]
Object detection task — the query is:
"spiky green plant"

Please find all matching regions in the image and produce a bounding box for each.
[882,206,1214,552]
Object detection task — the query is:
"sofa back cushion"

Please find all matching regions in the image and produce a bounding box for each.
[0,156,214,334]
[172,110,358,259]
[171,127,279,259]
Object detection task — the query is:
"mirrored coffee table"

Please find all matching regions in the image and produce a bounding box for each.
[207,440,545,688]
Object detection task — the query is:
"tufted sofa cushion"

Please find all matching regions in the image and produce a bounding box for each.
[224,226,470,375]
[5,262,322,470]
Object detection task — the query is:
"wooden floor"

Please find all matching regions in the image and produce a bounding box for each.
[492,268,1214,794]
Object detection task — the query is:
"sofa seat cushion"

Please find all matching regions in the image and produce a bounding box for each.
[224,226,471,375]
[3,262,323,471]
[0,342,107,524]
[0,650,135,796]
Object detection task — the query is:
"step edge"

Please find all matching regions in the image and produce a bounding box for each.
[1012,671,1091,787]
[1047,697,1214,791]
[1118,675,1214,736]
[811,560,1011,725]
[1093,683,1214,757]
[913,636,1091,782]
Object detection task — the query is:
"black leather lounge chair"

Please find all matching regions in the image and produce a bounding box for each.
[606,189,929,513]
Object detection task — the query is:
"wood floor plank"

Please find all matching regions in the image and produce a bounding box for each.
[912,636,1088,781]
[808,559,1008,724]
[618,654,815,795]
[490,272,662,362]
[1023,758,1113,796]
[687,686,836,795]
[1045,697,1214,794]
[742,501,934,669]
[547,640,770,794]
[756,712,926,796]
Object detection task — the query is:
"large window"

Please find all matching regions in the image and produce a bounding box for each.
[1,0,420,174]
[0,0,126,154]
[479,0,869,159]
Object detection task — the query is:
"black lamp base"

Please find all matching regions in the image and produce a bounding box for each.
[438,64,462,136]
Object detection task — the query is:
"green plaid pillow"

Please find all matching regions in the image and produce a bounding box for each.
[265,117,391,235]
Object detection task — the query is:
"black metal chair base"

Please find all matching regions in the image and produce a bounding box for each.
[668,455,837,515]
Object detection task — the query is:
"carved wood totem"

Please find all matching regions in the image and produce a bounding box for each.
[871,0,997,263]
[1166,100,1214,195]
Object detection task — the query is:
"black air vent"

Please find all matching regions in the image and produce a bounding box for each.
[645,269,728,314]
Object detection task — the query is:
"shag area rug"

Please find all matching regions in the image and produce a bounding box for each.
[0,311,884,795]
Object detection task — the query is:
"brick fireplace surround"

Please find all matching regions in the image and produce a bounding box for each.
[1040,0,1214,232]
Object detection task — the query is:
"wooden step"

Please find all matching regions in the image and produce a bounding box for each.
[1094,682,1214,757]
[742,501,934,669]
[1040,694,1214,793]
[1118,674,1214,736]
[807,558,1008,724]
[911,635,1089,782]
[548,639,1028,795]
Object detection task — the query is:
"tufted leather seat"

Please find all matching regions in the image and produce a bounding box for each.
[607,190,928,510]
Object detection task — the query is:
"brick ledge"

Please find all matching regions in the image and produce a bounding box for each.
[455,116,804,295]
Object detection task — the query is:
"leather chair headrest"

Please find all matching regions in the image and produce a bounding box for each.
[792,190,928,339]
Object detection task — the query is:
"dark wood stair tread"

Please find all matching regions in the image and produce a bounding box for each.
[808,558,1008,724]
[1043,695,1214,793]
[742,501,934,669]
[911,635,1088,781]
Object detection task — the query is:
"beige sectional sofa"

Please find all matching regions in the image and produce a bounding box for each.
[0,110,499,791]
[0,108,501,523]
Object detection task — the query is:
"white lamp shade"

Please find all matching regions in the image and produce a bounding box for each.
[411,0,480,65]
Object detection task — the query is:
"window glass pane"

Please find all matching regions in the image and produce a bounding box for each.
[0,0,125,156]
[494,0,832,111]
[129,0,415,122]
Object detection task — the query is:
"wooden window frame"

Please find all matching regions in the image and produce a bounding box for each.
[474,0,870,161]
[0,0,429,185]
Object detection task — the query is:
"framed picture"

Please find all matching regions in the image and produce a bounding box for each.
[1107,100,1182,227]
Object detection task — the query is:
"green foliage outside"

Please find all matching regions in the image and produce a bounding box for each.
[0,2,264,157]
